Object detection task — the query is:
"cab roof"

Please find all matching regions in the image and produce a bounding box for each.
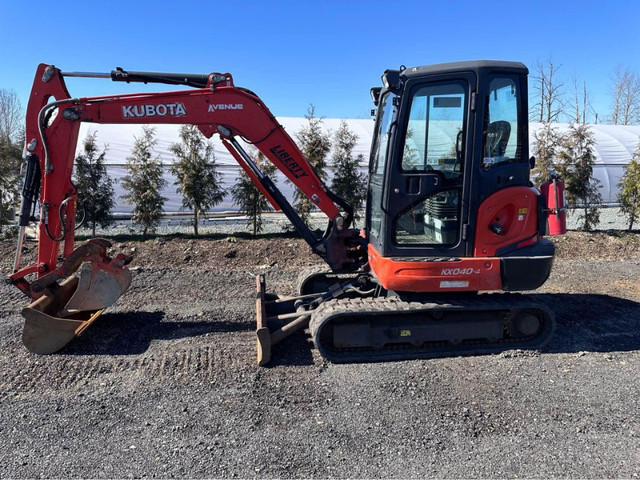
[400,60,528,78]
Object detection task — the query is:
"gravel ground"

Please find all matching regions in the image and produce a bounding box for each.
[1,231,639,478]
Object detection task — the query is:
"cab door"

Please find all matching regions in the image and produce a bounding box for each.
[382,73,476,258]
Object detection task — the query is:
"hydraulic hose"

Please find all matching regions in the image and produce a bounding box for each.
[43,196,72,242]
[38,98,80,173]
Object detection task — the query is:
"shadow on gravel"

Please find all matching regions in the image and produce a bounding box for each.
[266,330,315,367]
[51,293,640,360]
[531,293,640,354]
[60,311,254,356]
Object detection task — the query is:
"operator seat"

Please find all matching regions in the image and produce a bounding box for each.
[484,120,511,157]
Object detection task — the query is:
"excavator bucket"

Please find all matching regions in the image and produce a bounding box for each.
[61,261,131,315]
[21,240,131,354]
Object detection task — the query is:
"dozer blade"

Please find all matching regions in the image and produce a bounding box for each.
[21,240,132,354]
[255,274,312,366]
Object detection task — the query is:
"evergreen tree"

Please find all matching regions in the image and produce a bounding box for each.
[231,150,277,236]
[330,120,367,223]
[74,133,115,236]
[401,127,421,170]
[618,140,640,231]
[121,126,167,238]
[531,122,560,186]
[556,124,602,231]
[292,105,331,223]
[170,125,225,236]
[0,136,21,231]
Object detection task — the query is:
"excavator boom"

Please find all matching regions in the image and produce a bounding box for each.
[10,64,365,354]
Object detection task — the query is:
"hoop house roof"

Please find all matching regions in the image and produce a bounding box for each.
[76,120,639,213]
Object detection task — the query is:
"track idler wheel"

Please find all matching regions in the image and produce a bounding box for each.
[21,239,132,354]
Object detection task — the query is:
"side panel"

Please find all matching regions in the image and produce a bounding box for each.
[368,243,502,292]
[473,186,540,257]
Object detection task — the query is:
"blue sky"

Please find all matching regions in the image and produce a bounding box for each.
[1,0,638,122]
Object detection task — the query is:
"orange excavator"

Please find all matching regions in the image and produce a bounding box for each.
[9,61,566,363]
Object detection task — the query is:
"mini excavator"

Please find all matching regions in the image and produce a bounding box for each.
[9,61,566,362]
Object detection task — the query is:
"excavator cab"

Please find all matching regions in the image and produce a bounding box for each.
[258,62,561,364]
[365,61,555,293]
[368,61,529,260]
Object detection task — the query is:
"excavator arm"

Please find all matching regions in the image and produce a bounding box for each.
[12,64,365,289]
[10,64,365,354]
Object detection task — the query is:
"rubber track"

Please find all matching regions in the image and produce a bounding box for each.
[309,293,555,363]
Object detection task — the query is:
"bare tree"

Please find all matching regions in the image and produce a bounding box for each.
[570,75,595,125]
[0,89,23,143]
[531,58,565,123]
[611,65,625,125]
[0,89,23,230]
[610,65,640,125]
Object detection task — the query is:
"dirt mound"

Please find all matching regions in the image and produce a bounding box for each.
[552,231,640,260]
[119,235,322,271]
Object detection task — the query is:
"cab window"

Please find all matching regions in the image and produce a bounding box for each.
[368,91,396,239]
[401,81,466,179]
[482,76,522,169]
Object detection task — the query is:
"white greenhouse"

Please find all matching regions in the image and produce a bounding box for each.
[75,120,640,214]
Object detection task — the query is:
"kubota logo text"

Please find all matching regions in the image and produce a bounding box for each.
[208,104,244,111]
[122,103,187,118]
